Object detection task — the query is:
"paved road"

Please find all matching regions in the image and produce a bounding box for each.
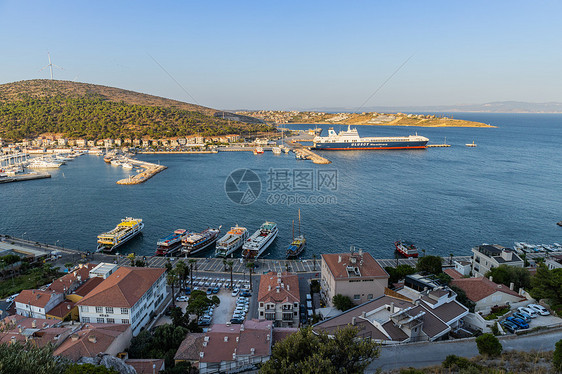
[367,328,562,372]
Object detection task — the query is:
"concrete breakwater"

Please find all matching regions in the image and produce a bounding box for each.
[0,172,51,184]
[116,157,167,185]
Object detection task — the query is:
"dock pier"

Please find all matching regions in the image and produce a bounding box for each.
[0,172,51,184]
[116,157,167,185]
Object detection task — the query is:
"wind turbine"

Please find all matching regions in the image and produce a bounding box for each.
[40,52,62,80]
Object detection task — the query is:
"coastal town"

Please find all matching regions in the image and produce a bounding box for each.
[1,234,562,373]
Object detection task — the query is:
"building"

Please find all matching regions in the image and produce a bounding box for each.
[257,272,300,327]
[14,289,64,319]
[454,260,471,276]
[57,138,68,146]
[546,254,562,270]
[0,315,71,347]
[198,320,273,374]
[54,323,131,361]
[47,263,97,296]
[76,139,86,147]
[471,245,524,277]
[451,277,527,313]
[76,267,167,336]
[125,359,165,374]
[313,290,468,344]
[321,251,389,306]
[89,262,119,279]
[174,333,205,365]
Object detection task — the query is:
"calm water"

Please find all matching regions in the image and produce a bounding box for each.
[2,113,561,259]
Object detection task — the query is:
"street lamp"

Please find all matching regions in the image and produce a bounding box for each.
[22,232,27,241]
[55,240,60,247]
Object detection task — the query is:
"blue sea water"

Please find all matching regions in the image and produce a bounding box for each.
[1,113,561,259]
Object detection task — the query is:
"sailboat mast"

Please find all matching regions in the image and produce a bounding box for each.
[292,220,295,240]
[298,209,301,236]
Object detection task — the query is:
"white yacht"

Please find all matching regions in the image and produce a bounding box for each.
[215,225,249,257]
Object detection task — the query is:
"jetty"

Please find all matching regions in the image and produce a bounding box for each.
[0,172,51,184]
[427,144,451,148]
[290,141,331,164]
[138,150,218,154]
[116,157,167,185]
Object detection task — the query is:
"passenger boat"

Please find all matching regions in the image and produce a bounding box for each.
[253,147,264,155]
[97,217,144,252]
[272,147,282,155]
[286,210,306,259]
[312,126,428,150]
[122,162,133,169]
[155,229,189,256]
[242,222,278,260]
[110,159,122,166]
[27,158,63,169]
[394,240,419,258]
[181,227,221,255]
[215,225,249,257]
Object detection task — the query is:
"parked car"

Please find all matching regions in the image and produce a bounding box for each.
[230,318,244,324]
[212,287,220,294]
[518,306,538,318]
[240,291,252,297]
[512,312,531,323]
[176,295,189,302]
[506,316,529,329]
[198,318,211,326]
[231,288,240,297]
[527,304,550,316]
[184,287,191,295]
[206,288,213,295]
[501,320,519,333]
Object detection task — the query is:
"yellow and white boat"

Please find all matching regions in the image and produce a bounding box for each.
[97,217,144,252]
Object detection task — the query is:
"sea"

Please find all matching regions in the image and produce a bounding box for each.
[2,113,561,260]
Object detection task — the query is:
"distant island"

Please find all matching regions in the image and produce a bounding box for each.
[235,110,494,128]
[0,80,271,141]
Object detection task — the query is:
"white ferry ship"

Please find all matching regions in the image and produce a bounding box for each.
[215,225,249,257]
[97,217,144,252]
[242,222,278,260]
[312,126,429,150]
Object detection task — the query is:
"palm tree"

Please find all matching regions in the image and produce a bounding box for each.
[226,260,234,289]
[449,253,454,266]
[188,259,197,288]
[167,269,179,307]
[312,254,317,271]
[175,261,188,290]
[127,253,136,267]
[246,261,255,291]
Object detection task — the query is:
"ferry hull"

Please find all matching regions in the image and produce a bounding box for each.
[312,140,428,150]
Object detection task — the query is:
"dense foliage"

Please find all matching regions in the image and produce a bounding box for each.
[128,324,188,369]
[450,285,476,313]
[530,264,562,313]
[260,326,380,374]
[332,294,355,311]
[0,262,63,298]
[554,339,562,372]
[0,342,68,374]
[187,290,220,318]
[64,363,118,374]
[475,333,503,357]
[0,95,272,140]
[385,264,416,284]
[485,264,531,291]
[416,255,443,275]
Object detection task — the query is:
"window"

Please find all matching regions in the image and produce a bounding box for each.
[82,317,90,323]
[121,308,128,315]
[122,319,130,324]
[95,306,103,313]
[367,294,373,300]
[96,318,104,323]
[106,307,113,314]
[80,306,88,312]
[107,318,115,324]
[259,302,264,308]
[353,294,360,300]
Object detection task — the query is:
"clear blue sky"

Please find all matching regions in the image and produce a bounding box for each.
[1,0,561,110]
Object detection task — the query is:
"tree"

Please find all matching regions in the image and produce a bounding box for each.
[0,342,69,374]
[225,260,234,289]
[485,265,531,291]
[127,324,188,369]
[186,290,215,318]
[333,294,354,311]
[188,259,197,288]
[530,264,562,310]
[450,285,476,312]
[553,339,562,372]
[416,255,443,275]
[127,253,136,267]
[64,262,74,272]
[64,363,118,374]
[475,333,502,357]
[246,261,255,291]
[385,264,416,284]
[175,261,189,290]
[260,326,380,374]
[167,270,178,306]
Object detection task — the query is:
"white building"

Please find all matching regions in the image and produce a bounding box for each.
[14,289,64,319]
[76,267,167,336]
[471,245,524,277]
[89,262,119,279]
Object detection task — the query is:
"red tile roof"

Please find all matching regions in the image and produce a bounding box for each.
[76,267,166,308]
[46,301,76,319]
[73,277,104,297]
[47,264,97,294]
[322,252,388,279]
[258,272,300,304]
[125,359,165,374]
[174,333,205,361]
[14,289,62,308]
[444,268,463,280]
[451,277,526,302]
[54,323,130,361]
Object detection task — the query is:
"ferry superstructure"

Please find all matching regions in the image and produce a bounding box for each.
[394,240,419,258]
[155,229,189,256]
[312,126,429,150]
[215,225,249,257]
[242,222,278,260]
[181,227,221,255]
[97,217,144,252]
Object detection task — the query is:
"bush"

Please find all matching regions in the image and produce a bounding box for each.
[475,333,503,357]
[490,322,499,336]
[554,339,562,372]
[442,355,475,370]
[332,294,354,311]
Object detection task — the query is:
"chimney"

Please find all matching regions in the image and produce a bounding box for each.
[71,334,79,341]
[287,284,290,291]
[268,285,271,291]
[203,341,207,347]
[88,335,97,343]
[11,336,16,344]
[390,302,395,314]
[32,320,36,328]
[250,348,255,355]
[501,250,513,261]
[232,353,236,360]
[224,336,228,342]
[199,352,204,358]
[240,324,244,331]
[361,312,366,318]
[276,286,280,293]
[351,317,356,326]
[266,334,270,341]
[18,325,22,333]
[489,276,493,282]
[338,255,342,263]
[509,282,515,290]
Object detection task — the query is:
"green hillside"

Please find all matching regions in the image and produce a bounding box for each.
[0,80,270,140]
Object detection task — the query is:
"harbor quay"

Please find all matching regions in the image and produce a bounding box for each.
[2,234,474,274]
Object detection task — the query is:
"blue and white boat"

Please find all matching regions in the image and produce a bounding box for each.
[242,222,278,260]
[155,229,188,256]
[312,126,428,150]
[182,227,221,255]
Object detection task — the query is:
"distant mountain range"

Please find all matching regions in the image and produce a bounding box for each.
[306,101,562,114]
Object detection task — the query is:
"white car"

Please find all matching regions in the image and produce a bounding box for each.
[231,288,240,297]
[6,293,19,304]
[175,295,189,302]
[518,306,538,318]
[527,304,550,316]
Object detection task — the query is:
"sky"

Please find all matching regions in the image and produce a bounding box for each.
[1,0,561,110]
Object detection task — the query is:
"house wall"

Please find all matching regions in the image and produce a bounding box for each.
[15,293,64,319]
[474,291,525,313]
